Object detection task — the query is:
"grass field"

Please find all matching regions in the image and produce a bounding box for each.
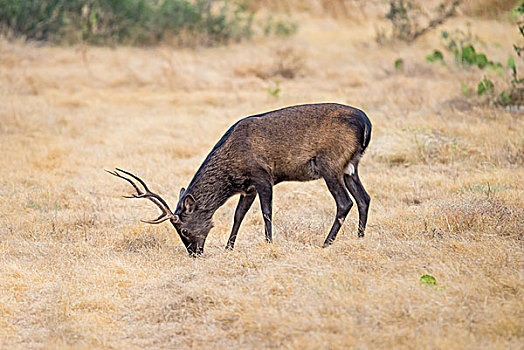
[0,3,523,349]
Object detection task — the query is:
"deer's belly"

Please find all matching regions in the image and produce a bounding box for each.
[274,156,321,183]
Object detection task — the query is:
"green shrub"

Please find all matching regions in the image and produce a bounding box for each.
[442,30,502,71]
[499,2,524,106]
[428,4,524,107]
[0,0,68,42]
[426,50,444,64]
[477,76,494,96]
[0,0,257,46]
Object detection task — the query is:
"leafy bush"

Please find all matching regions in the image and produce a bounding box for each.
[442,29,503,71]
[0,0,257,46]
[427,25,524,105]
[499,2,524,106]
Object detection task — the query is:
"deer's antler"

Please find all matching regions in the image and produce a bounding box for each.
[106,168,179,224]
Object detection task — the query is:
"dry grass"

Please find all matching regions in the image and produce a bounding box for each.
[461,0,520,18]
[1,8,523,350]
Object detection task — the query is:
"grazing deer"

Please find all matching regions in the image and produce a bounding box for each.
[108,103,371,255]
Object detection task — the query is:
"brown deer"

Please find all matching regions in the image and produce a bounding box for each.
[108,103,371,255]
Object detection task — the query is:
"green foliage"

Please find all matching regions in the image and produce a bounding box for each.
[426,50,444,64]
[477,77,494,96]
[442,30,500,70]
[508,55,516,75]
[498,91,511,105]
[0,0,260,46]
[263,15,297,37]
[432,19,524,106]
[461,82,470,97]
[420,274,438,286]
[514,2,524,57]
[0,0,68,42]
[497,2,524,106]
[394,58,404,70]
[267,80,281,98]
[460,44,476,64]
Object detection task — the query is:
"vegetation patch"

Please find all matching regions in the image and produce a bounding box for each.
[0,0,296,46]
[425,4,524,107]
[431,194,523,240]
[377,0,460,44]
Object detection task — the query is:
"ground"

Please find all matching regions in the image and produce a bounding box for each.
[0,5,523,350]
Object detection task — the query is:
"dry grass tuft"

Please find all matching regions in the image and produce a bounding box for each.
[234,44,307,80]
[461,0,520,18]
[437,194,524,240]
[243,0,371,20]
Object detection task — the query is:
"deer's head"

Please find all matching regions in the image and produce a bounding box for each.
[107,168,210,256]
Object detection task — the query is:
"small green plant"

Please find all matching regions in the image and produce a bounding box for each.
[267,80,281,98]
[420,274,438,286]
[426,50,445,64]
[461,82,470,97]
[508,56,517,81]
[394,58,404,71]
[477,76,494,96]
[263,15,297,37]
[499,91,511,105]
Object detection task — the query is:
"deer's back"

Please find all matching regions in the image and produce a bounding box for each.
[219,103,371,183]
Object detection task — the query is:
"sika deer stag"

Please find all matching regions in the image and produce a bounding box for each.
[108,103,371,255]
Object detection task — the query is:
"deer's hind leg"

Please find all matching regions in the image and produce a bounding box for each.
[344,167,370,238]
[322,174,354,247]
[255,180,273,244]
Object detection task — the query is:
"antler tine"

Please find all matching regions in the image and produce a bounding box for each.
[106,169,143,195]
[114,168,175,214]
[141,214,172,225]
[126,193,170,215]
[115,167,151,192]
[106,168,179,224]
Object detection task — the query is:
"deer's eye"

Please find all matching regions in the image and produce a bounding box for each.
[182,229,188,235]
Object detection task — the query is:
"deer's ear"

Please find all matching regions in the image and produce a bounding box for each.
[179,187,186,200]
[183,194,196,214]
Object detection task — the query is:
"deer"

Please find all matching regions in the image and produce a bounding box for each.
[108,103,371,255]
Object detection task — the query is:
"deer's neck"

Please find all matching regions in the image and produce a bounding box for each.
[185,155,236,217]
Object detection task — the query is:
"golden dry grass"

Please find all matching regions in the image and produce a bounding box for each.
[1,9,523,350]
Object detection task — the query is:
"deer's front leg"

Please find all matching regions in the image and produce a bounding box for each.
[226,189,257,250]
[255,180,273,243]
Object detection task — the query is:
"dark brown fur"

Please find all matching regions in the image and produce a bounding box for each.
[172,103,372,254]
